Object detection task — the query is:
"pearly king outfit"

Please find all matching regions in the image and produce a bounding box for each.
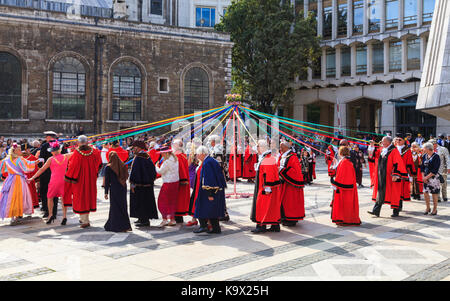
[278,150,305,226]
[0,156,38,219]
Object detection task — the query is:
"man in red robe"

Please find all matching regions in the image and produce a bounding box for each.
[106,140,129,163]
[243,141,257,182]
[395,134,416,206]
[368,136,407,218]
[172,139,191,224]
[250,140,282,233]
[228,144,242,181]
[64,135,102,228]
[278,141,305,227]
[331,146,361,226]
[326,140,338,177]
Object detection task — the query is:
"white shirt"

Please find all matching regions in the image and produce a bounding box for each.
[156,155,179,183]
[101,148,108,164]
[279,150,291,171]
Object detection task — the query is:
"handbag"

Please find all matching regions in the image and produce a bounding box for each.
[438,174,445,184]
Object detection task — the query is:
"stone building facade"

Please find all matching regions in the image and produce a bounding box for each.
[0,5,232,135]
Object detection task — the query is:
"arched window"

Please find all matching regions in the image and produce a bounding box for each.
[112,62,142,121]
[0,52,21,119]
[184,67,209,114]
[52,57,86,119]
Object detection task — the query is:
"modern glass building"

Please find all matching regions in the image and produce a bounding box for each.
[293,0,449,137]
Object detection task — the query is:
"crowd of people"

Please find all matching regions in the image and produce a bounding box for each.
[0,129,448,234]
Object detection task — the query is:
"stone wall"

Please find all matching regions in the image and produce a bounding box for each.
[0,6,232,136]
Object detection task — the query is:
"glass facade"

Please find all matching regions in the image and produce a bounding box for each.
[404,0,417,26]
[353,0,364,34]
[372,42,384,73]
[356,45,367,74]
[337,0,347,37]
[323,0,332,39]
[150,0,162,15]
[385,0,399,30]
[407,37,420,70]
[389,40,402,72]
[112,62,142,121]
[368,0,381,32]
[0,52,21,119]
[326,48,336,78]
[341,46,351,76]
[196,7,216,28]
[423,0,435,23]
[184,67,209,114]
[52,57,86,120]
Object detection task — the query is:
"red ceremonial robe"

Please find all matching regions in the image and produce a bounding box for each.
[228,152,242,180]
[250,152,282,225]
[148,148,162,179]
[188,164,203,216]
[368,147,380,188]
[331,157,361,225]
[278,151,305,221]
[312,153,316,179]
[243,146,257,179]
[175,153,191,216]
[64,146,101,214]
[63,155,74,207]
[372,144,407,209]
[325,145,336,177]
[107,146,129,163]
[399,146,416,202]
[23,155,39,209]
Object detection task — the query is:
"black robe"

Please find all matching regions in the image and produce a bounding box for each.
[104,166,132,232]
[129,152,158,220]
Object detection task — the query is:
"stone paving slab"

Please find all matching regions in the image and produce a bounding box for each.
[0,162,449,281]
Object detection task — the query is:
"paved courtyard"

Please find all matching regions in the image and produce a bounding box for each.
[0,161,449,281]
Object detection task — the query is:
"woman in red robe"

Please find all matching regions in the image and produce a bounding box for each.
[367,140,379,188]
[330,146,361,226]
[243,143,257,182]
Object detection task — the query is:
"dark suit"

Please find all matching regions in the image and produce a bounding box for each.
[39,140,58,217]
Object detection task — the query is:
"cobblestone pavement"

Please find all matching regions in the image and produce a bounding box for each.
[0,162,449,281]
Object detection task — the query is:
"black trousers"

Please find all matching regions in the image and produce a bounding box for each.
[40,173,58,217]
[199,218,220,231]
[372,199,402,215]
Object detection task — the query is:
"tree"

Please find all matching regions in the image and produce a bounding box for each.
[216,0,320,113]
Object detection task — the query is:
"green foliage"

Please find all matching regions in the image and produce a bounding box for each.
[216,0,320,113]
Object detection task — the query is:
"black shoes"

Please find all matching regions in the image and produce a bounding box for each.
[251,226,267,234]
[219,214,230,222]
[207,228,222,234]
[424,209,431,215]
[61,218,67,225]
[193,227,208,233]
[135,222,150,227]
[431,210,438,216]
[267,225,280,232]
[42,212,49,218]
[367,211,379,217]
[391,213,399,218]
[282,221,297,227]
[46,216,55,224]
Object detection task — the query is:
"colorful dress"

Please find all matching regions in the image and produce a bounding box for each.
[0,156,37,219]
[47,154,68,199]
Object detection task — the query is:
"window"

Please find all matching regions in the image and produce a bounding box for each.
[323,0,332,39]
[52,57,86,120]
[372,42,384,73]
[404,0,417,26]
[184,67,209,114]
[356,45,367,74]
[386,0,399,30]
[326,48,336,78]
[407,37,420,70]
[221,7,227,18]
[196,7,216,27]
[353,0,364,34]
[337,0,347,37]
[159,78,169,93]
[150,0,162,15]
[112,62,142,121]
[312,56,321,79]
[341,46,351,76]
[368,0,381,32]
[308,0,318,36]
[423,0,435,23]
[389,40,402,72]
[0,52,21,119]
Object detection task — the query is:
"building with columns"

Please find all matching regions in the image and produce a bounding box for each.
[292,0,450,138]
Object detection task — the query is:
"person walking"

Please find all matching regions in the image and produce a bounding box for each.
[64,135,102,228]
[354,145,366,188]
[431,139,450,202]
[104,151,132,232]
[155,146,180,227]
[29,141,71,225]
[421,142,441,215]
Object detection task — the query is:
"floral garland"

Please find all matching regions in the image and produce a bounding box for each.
[225,93,242,106]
